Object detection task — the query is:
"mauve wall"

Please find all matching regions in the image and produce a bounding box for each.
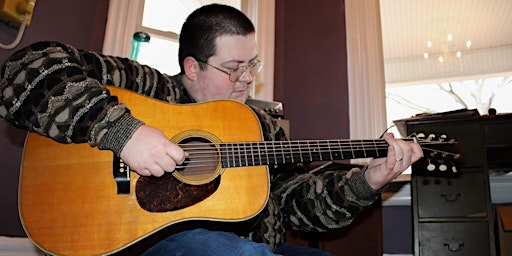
[274,0,349,140]
[0,0,109,236]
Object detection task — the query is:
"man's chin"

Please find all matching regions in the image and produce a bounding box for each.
[232,92,249,103]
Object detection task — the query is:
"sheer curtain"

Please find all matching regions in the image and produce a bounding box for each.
[345,0,387,140]
[102,0,142,57]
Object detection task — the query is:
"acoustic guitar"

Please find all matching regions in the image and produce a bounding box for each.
[19,86,462,255]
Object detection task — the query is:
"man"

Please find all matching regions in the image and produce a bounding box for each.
[0,4,422,256]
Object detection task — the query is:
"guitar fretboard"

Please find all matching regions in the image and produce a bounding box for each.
[219,139,390,168]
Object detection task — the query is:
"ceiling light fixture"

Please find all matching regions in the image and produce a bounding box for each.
[423,33,471,63]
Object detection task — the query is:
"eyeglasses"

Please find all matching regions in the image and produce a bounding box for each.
[197,59,264,82]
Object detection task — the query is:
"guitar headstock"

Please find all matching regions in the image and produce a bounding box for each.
[410,133,465,175]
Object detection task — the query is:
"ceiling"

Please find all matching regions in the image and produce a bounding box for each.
[379,0,512,61]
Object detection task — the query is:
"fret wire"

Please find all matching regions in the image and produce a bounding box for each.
[251,142,256,166]
[259,142,264,165]
[233,143,237,167]
[231,143,236,167]
[226,143,231,168]
[338,140,344,159]
[281,141,285,162]
[349,140,355,159]
[288,141,294,162]
[225,143,229,167]
[238,143,243,167]
[233,142,242,167]
[297,141,303,162]
[284,141,290,162]
[264,141,270,165]
[221,143,228,168]
[285,141,291,163]
[241,143,244,167]
[245,143,249,165]
[338,140,344,160]
[280,140,285,163]
[226,143,233,167]
[373,139,380,158]
[317,140,323,161]
[244,142,248,167]
[362,139,367,158]
[272,141,277,164]
[307,141,313,161]
[327,140,333,160]
[288,141,295,163]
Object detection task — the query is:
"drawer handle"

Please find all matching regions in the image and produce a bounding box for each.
[440,190,461,202]
[443,237,464,252]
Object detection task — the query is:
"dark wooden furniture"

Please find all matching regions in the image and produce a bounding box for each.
[496,205,512,256]
[395,111,512,256]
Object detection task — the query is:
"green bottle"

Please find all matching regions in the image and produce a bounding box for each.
[130,32,151,60]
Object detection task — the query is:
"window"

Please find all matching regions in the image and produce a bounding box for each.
[386,75,512,135]
[135,0,242,75]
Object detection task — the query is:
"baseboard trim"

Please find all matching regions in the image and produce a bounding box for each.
[0,236,43,256]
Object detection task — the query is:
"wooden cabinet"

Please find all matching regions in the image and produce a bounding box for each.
[395,111,512,256]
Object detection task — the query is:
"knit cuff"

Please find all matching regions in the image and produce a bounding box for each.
[98,113,144,156]
[348,166,388,200]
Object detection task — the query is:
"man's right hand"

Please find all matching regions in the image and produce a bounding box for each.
[120,125,188,177]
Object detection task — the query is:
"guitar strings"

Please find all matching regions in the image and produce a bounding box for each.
[174,139,459,170]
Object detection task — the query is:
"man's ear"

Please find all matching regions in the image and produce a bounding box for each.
[183,56,199,81]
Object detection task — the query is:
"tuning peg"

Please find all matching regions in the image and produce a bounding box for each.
[452,166,458,173]
[427,160,436,171]
[439,164,447,171]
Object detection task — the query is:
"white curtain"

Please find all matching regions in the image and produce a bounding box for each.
[248,0,275,101]
[345,0,387,140]
[102,0,142,57]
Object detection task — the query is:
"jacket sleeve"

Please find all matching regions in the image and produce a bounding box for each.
[271,163,381,232]
[0,41,172,156]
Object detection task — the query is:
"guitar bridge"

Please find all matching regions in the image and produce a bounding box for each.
[113,155,130,194]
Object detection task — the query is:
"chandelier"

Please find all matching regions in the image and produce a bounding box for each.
[423,33,472,63]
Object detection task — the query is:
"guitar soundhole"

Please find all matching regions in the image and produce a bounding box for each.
[176,137,220,183]
[136,174,220,212]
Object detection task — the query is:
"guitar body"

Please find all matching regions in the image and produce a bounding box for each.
[19,86,270,256]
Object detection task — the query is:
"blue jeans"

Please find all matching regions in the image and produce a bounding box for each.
[142,228,334,256]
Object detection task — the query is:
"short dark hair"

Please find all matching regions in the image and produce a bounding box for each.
[178,4,255,73]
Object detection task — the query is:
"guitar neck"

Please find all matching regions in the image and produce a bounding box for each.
[219,139,392,168]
